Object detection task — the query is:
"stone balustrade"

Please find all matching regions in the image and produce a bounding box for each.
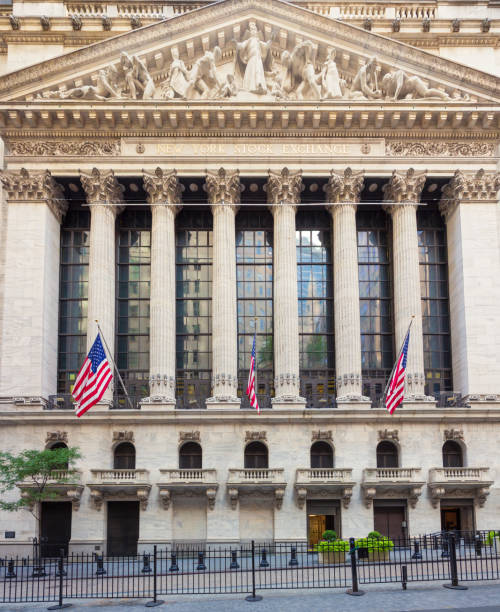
[89,469,149,483]
[18,470,83,509]
[429,467,490,482]
[227,468,285,483]
[428,467,493,508]
[227,469,286,510]
[295,468,355,509]
[364,467,423,482]
[296,468,353,484]
[159,469,217,483]
[362,467,425,508]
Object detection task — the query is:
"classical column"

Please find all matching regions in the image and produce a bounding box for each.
[205,168,240,405]
[80,168,124,404]
[0,169,67,401]
[326,168,369,402]
[142,168,181,405]
[383,168,430,400]
[440,170,500,400]
[267,168,304,405]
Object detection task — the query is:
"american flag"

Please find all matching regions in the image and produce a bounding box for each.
[72,333,113,418]
[385,328,411,415]
[246,333,260,413]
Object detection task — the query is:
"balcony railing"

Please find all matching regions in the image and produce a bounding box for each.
[296,468,353,484]
[363,468,423,482]
[159,469,217,483]
[89,469,149,483]
[429,467,491,483]
[228,469,285,483]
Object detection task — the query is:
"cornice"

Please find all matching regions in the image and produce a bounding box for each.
[0,0,499,102]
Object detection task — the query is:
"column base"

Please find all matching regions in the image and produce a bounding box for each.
[271,395,306,410]
[140,397,176,411]
[336,394,371,403]
[336,396,372,410]
[206,397,241,410]
[405,394,436,403]
[92,399,113,412]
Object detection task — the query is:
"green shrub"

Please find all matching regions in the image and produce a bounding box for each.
[368,531,382,540]
[321,530,337,542]
[317,539,349,552]
[355,535,394,551]
[486,531,500,546]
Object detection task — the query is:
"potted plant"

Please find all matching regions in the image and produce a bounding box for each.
[486,531,500,549]
[316,530,349,564]
[355,531,394,561]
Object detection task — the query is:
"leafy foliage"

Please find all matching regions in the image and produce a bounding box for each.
[355,535,394,551]
[321,530,337,542]
[317,539,349,552]
[0,448,81,520]
[486,530,500,546]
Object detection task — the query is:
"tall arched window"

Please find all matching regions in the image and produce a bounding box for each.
[114,442,136,469]
[442,441,463,468]
[244,442,268,469]
[179,442,202,469]
[49,442,69,469]
[310,441,334,468]
[376,441,398,468]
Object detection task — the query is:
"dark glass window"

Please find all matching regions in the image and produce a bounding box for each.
[442,441,463,468]
[244,442,268,469]
[179,442,203,469]
[176,210,212,408]
[418,209,452,397]
[117,210,151,403]
[376,441,398,468]
[58,210,90,394]
[310,441,334,468]
[236,210,273,409]
[49,442,68,468]
[357,210,394,402]
[297,210,335,407]
[114,442,136,469]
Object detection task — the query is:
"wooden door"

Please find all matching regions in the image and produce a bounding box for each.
[374,506,405,542]
[308,515,326,548]
[40,502,72,557]
[107,501,140,556]
[441,508,461,531]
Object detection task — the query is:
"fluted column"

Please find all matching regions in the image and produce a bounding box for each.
[205,168,240,405]
[268,168,304,405]
[143,168,181,405]
[326,168,368,402]
[81,168,124,404]
[383,168,430,400]
[440,170,500,399]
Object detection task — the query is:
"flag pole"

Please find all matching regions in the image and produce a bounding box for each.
[95,320,134,410]
[253,316,258,393]
[381,315,415,408]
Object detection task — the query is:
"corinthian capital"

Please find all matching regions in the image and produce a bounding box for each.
[205,168,240,206]
[325,168,364,207]
[80,167,124,206]
[0,168,67,222]
[143,167,182,209]
[267,167,302,206]
[440,169,500,220]
[382,168,427,209]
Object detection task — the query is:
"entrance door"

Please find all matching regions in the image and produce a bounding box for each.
[307,514,336,548]
[441,508,461,531]
[374,506,406,542]
[40,502,72,557]
[107,501,140,556]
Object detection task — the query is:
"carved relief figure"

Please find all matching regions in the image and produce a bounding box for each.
[381,69,452,101]
[320,47,345,100]
[40,66,121,100]
[160,47,190,99]
[184,46,222,99]
[350,57,381,99]
[216,73,238,98]
[119,52,155,100]
[233,22,273,95]
[282,40,321,100]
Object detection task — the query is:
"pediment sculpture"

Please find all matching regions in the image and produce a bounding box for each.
[36,25,471,103]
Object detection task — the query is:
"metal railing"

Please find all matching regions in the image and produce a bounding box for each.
[2,531,500,605]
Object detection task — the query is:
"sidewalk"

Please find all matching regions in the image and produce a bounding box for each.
[4,580,500,612]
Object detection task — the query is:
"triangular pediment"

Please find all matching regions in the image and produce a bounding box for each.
[1,0,499,106]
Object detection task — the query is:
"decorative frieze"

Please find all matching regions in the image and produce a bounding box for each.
[113,431,134,443]
[46,431,68,446]
[444,429,464,442]
[245,431,267,442]
[378,429,399,442]
[7,140,121,157]
[386,141,495,158]
[311,430,332,442]
[0,168,67,223]
[179,431,201,443]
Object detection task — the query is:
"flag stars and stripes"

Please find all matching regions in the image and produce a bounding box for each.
[385,328,411,415]
[72,333,113,417]
[246,333,260,414]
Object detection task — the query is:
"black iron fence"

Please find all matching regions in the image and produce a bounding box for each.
[1,531,500,606]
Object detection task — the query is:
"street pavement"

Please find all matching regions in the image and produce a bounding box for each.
[3,581,500,611]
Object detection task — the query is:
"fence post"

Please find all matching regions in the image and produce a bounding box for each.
[230,550,240,569]
[411,538,422,560]
[6,559,16,579]
[245,540,263,602]
[443,533,468,590]
[47,549,71,610]
[169,551,179,572]
[346,537,365,596]
[474,533,482,557]
[146,545,164,607]
[142,552,152,573]
[259,548,269,568]
[401,565,407,590]
[289,546,299,566]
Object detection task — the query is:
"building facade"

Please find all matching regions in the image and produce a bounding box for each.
[0,0,499,556]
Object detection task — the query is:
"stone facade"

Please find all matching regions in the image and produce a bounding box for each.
[0,0,499,554]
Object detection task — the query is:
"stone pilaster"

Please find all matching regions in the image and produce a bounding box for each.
[267,168,305,406]
[80,168,124,404]
[326,168,369,403]
[0,169,66,400]
[142,168,181,407]
[383,168,431,401]
[440,169,500,400]
[205,168,240,406]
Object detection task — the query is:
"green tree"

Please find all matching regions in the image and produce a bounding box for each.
[0,447,81,545]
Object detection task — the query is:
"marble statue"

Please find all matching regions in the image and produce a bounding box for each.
[350,57,382,99]
[381,69,452,100]
[160,47,189,99]
[233,22,273,95]
[282,40,321,100]
[119,51,155,100]
[184,46,222,99]
[216,73,238,98]
[320,47,345,100]
[39,66,121,100]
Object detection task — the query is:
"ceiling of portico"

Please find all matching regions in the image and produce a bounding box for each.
[1,0,500,106]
